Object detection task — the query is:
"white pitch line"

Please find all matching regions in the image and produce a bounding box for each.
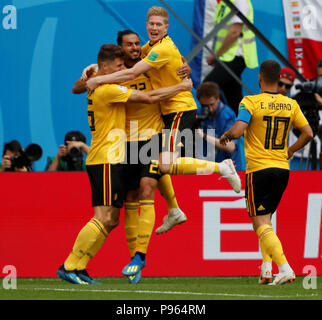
[21,287,318,299]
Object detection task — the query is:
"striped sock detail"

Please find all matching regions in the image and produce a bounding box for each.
[90,218,108,238]
[139,200,155,206]
[257,227,274,240]
[125,202,140,210]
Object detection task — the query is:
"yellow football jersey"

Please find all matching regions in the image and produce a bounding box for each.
[121,70,164,141]
[86,83,132,165]
[141,35,197,115]
[240,92,308,173]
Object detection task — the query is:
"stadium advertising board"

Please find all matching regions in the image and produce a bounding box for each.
[0,172,321,277]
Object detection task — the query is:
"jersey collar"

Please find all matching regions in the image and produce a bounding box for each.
[263,91,279,94]
[149,34,169,46]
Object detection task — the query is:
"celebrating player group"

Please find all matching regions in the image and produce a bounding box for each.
[56,6,313,286]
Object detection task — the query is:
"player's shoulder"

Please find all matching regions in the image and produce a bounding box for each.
[163,35,179,51]
[275,93,300,109]
[90,83,114,94]
[90,83,129,98]
[239,93,266,114]
[240,94,260,105]
[154,35,176,50]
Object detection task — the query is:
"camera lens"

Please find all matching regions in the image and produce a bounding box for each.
[69,147,82,157]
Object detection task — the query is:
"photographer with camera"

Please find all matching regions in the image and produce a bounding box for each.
[0,140,27,172]
[288,60,322,170]
[0,140,42,172]
[46,131,89,172]
[195,82,244,170]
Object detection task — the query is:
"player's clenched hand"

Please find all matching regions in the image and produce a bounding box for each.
[177,63,191,79]
[287,148,294,160]
[81,64,98,81]
[180,78,193,91]
[219,133,229,146]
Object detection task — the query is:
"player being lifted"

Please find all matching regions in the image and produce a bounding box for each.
[220,60,313,285]
[85,7,241,243]
[115,30,191,283]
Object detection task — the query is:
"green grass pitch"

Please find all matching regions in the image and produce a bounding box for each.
[1,276,322,300]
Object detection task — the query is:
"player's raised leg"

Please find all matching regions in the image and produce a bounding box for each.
[160,155,241,193]
[156,174,187,234]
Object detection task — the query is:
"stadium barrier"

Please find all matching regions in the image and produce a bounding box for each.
[0,171,321,277]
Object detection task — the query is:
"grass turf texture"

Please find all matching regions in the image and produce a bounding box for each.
[0,276,321,300]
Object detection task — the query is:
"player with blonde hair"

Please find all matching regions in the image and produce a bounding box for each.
[85,7,241,279]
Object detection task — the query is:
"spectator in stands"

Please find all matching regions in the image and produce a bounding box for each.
[204,0,258,115]
[196,82,244,170]
[277,67,295,96]
[0,140,28,172]
[46,131,89,171]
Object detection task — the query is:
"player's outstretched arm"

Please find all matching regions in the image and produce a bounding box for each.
[128,78,192,104]
[86,60,151,93]
[288,124,313,159]
[147,78,192,103]
[219,120,248,146]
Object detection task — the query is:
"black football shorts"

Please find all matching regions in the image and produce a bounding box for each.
[86,163,126,208]
[124,136,162,192]
[162,109,197,157]
[245,167,289,217]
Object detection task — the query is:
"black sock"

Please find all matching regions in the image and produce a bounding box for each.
[136,252,146,261]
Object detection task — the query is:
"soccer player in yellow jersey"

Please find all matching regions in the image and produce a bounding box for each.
[117,30,191,283]
[220,60,313,285]
[57,44,192,284]
[86,6,242,233]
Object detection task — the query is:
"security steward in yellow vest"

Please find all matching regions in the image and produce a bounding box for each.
[204,0,258,115]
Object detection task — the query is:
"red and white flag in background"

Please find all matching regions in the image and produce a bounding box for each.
[283,0,322,79]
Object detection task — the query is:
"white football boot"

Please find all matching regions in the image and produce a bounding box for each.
[269,270,296,285]
[219,159,241,193]
[155,208,187,234]
[258,269,273,285]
